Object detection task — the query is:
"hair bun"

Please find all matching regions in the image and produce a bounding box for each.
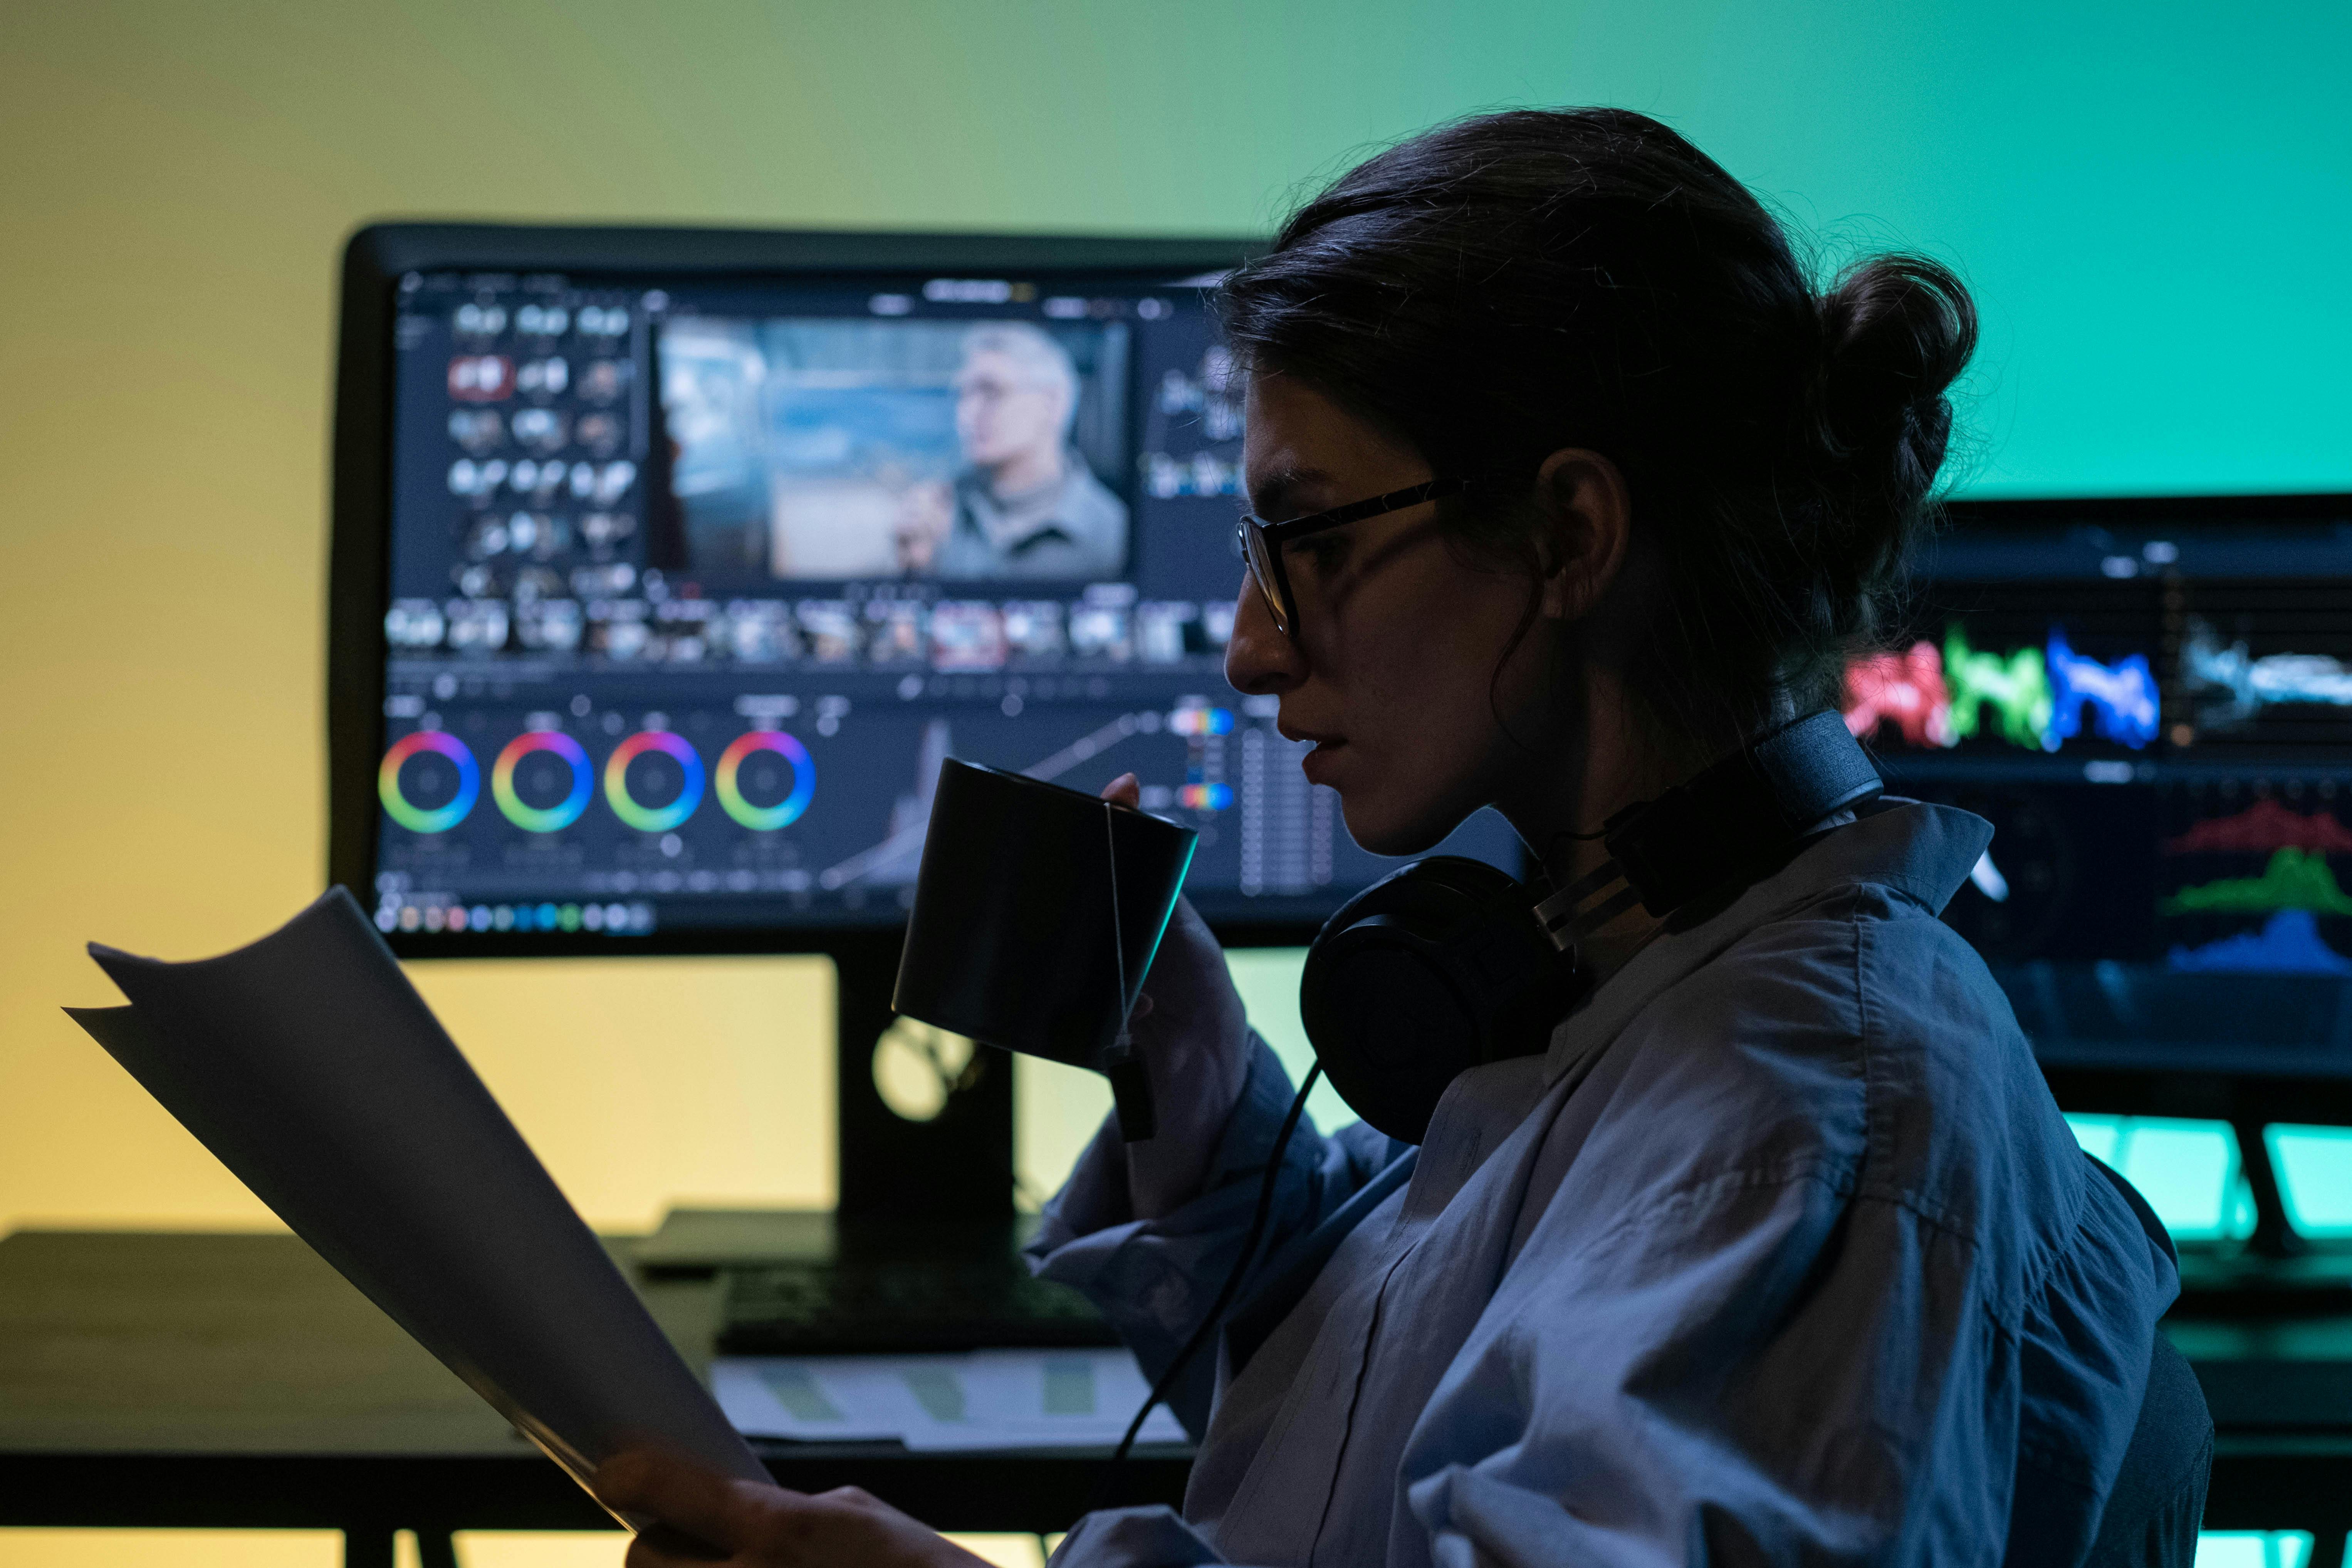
[1813,254,1978,512]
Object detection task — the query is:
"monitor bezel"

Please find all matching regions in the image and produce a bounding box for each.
[330,221,1284,960]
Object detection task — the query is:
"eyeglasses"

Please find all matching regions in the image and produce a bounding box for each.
[1235,478,1473,639]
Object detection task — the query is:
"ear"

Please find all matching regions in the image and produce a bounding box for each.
[1532,448,1633,622]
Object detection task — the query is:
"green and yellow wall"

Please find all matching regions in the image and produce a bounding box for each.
[5,0,2349,1245]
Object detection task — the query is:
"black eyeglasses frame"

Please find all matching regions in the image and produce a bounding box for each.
[1234,477,1474,638]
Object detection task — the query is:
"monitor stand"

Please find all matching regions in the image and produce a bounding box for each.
[2173,1118,2352,1317]
[630,932,1023,1281]
[831,930,1016,1231]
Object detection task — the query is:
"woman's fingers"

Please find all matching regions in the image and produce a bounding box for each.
[624,1524,731,1567]
[596,1449,792,1556]
[1101,771,1143,808]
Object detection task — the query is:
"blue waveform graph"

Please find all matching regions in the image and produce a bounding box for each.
[2044,626,2159,750]
[2183,616,2352,727]
[2167,908,2352,975]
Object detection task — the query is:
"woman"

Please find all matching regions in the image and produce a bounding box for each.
[601,107,2191,1566]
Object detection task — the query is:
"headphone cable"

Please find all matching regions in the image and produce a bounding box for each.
[1098,1061,1323,1494]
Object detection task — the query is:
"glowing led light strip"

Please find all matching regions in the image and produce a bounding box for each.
[603,731,705,832]
[378,731,480,834]
[492,730,593,832]
[715,730,815,831]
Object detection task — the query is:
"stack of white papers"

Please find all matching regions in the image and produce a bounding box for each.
[713,1349,1188,1450]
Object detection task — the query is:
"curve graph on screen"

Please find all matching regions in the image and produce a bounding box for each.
[1843,625,2156,752]
[814,698,1242,890]
[2168,908,2352,975]
[2164,798,2352,855]
[2163,848,2352,916]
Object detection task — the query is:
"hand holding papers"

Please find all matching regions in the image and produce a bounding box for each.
[65,888,770,1516]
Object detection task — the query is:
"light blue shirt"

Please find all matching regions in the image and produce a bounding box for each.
[1027,801,2181,1567]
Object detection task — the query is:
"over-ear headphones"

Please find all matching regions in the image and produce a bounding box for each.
[1299,710,1884,1142]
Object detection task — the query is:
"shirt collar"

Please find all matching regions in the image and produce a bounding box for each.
[1542,798,1994,1085]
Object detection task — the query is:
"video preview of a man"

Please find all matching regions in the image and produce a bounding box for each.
[656,316,1131,582]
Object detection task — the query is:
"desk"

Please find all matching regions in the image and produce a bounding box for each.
[0,1231,1189,1566]
[4,1230,2350,1565]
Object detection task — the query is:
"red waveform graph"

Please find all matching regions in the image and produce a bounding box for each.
[2163,797,2352,855]
[1844,641,1953,748]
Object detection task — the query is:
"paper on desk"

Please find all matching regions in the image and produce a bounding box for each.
[65,887,769,1512]
[713,1349,1187,1451]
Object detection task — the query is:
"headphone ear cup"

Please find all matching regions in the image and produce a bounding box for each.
[1299,856,1569,1145]
[1301,913,1486,1145]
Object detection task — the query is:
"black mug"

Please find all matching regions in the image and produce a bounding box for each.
[892,758,1198,1140]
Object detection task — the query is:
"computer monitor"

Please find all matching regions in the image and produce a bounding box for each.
[326,223,1525,1220]
[1851,493,2352,1250]
[329,225,1522,955]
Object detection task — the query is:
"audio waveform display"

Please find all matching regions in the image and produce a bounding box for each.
[2167,908,2352,975]
[2183,617,2352,724]
[2162,848,2352,916]
[2163,798,2352,855]
[2044,628,2160,749]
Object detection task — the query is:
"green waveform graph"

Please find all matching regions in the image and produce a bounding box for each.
[1944,625,2053,750]
[2162,847,2352,916]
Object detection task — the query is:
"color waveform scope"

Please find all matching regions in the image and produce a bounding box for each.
[1843,625,2157,753]
[2164,797,2352,856]
[2169,908,2352,975]
[2043,627,2158,750]
[2162,848,2352,917]
[2183,615,2352,728]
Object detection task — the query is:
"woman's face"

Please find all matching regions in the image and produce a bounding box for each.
[1224,374,1562,856]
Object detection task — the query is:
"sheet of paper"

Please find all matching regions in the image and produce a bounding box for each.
[713,1349,1189,1450]
[67,888,769,1511]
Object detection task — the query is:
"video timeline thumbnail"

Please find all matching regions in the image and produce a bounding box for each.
[387,587,1240,670]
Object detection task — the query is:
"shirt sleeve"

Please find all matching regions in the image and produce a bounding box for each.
[1023,1033,1391,1437]
[1398,1167,2007,1568]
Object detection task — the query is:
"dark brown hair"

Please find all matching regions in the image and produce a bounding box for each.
[1218,107,1976,740]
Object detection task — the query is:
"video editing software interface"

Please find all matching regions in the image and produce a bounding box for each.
[367,262,1520,941]
[1845,500,2352,1073]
